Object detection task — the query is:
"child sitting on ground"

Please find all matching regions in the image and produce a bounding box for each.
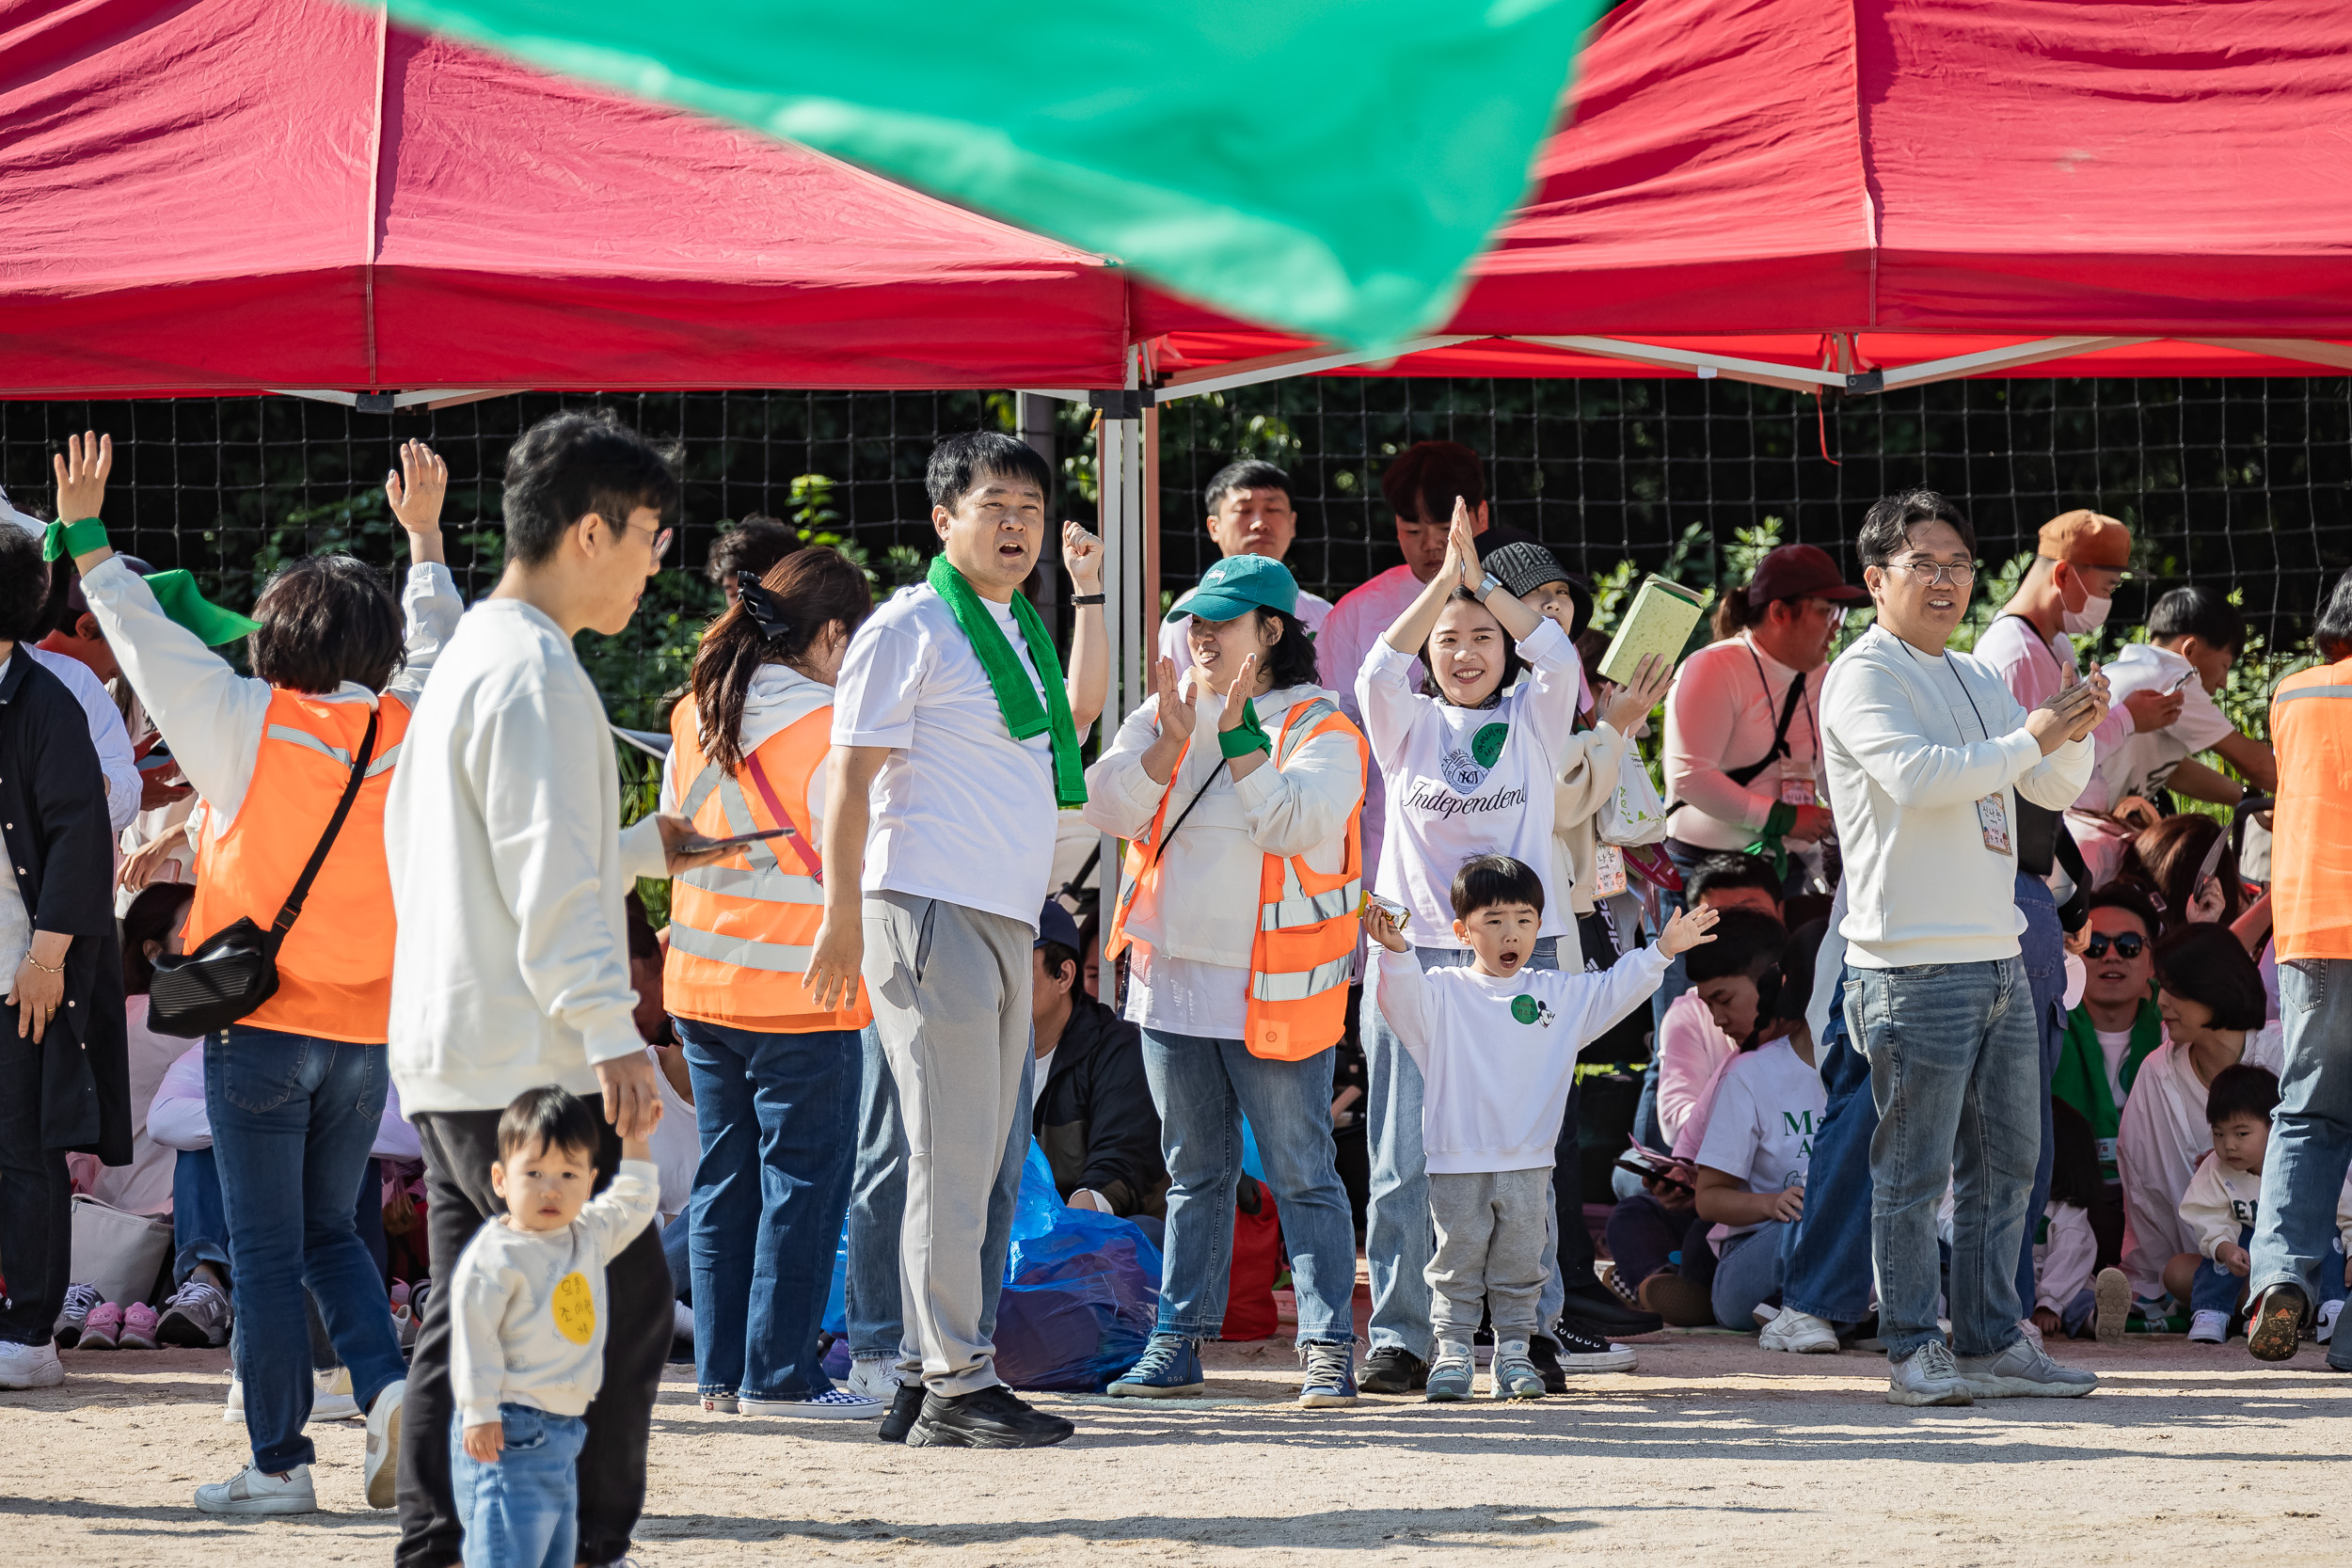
[2029,1101,2112,1341]
[449,1088,660,1568]
[1367,854,1717,1402]
[2174,1065,2351,1347]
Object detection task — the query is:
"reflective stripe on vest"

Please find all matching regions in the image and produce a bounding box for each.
[1261,871,1363,931]
[665,921,816,974]
[263,721,404,778]
[2273,686,2352,704]
[674,766,818,910]
[1249,954,1357,1003]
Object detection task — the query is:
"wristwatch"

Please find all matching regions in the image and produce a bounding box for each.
[1477,571,1506,601]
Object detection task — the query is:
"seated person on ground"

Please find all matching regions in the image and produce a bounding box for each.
[1030,899,1168,1234]
[1656,855,1785,1149]
[2050,883,2166,1267]
[2031,1101,2108,1341]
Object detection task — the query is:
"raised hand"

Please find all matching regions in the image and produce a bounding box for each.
[1153,657,1197,745]
[1063,520,1104,594]
[386,439,448,534]
[1658,902,1720,958]
[1217,653,1262,715]
[1603,653,1672,736]
[53,431,111,524]
[1362,899,1412,954]
[1449,496,1482,593]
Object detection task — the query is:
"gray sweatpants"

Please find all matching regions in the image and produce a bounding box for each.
[1425,1166,1554,1343]
[863,891,1035,1396]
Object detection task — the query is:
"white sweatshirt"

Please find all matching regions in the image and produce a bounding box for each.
[1375,942,1672,1173]
[2175,1149,2352,1262]
[2035,1202,2097,1315]
[1820,626,2095,968]
[387,600,669,1115]
[447,1161,659,1428]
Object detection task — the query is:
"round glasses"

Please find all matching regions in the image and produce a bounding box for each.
[1889,561,1977,587]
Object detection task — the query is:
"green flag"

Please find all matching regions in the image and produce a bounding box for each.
[379,0,1602,348]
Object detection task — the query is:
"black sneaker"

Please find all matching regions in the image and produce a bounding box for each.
[1560,1280,1664,1338]
[906,1385,1074,1449]
[1527,1336,1566,1394]
[2249,1283,2311,1363]
[876,1381,926,1445]
[1358,1345,1428,1394]
[1550,1314,1638,1372]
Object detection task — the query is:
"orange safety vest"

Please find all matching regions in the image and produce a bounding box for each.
[2270,657,2352,961]
[663,690,871,1033]
[185,689,410,1043]
[1105,695,1367,1061]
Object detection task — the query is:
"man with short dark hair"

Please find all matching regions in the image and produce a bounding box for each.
[2090,585,2276,819]
[1157,461,1332,666]
[805,431,1105,1449]
[1822,489,2109,1408]
[1029,899,1167,1231]
[705,515,801,606]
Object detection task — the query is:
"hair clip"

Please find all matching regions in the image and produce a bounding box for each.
[737,571,794,641]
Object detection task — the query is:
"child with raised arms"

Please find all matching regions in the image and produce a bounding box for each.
[1365,854,1717,1401]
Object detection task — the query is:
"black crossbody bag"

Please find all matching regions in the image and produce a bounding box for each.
[149,711,379,1038]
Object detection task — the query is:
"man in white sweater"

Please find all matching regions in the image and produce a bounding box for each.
[387,412,721,1568]
[1820,489,2108,1409]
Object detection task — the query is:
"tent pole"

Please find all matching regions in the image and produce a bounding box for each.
[1097,348,1148,934]
[1020,391,1058,625]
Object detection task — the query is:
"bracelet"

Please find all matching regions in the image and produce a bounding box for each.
[1070,593,1105,606]
[24,953,64,975]
[39,516,109,562]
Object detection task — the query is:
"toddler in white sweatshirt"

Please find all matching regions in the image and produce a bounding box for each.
[1369,853,1717,1402]
[447,1087,660,1568]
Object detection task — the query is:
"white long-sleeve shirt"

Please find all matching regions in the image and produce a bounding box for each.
[26,647,139,832]
[388,600,669,1115]
[81,555,463,832]
[447,1161,659,1429]
[2035,1202,2098,1316]
[1318,566,1430,920]
[2116,1027,2284,1298]
[1358,615,1582,944]
[1081,680,1362,1040]
[1549,721,1654,918]
[1820,626,2095,968]
[1662,632,1826,850]
[2177,1149,2352,1262]
[1376,942,1671,1173]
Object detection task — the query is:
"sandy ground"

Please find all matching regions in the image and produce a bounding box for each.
[6,1330,2346,1567]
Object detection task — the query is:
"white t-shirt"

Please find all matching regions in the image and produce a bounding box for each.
[1030,1047,1057,1114]
[2086,641,2239,813]
[1692,1037,1827,1250]
[1156,585,1333,668]
[2093,1026,2134,1110]
[645,1052,699,1224]
[1358,616,1583,943]
[832,583,1067,928]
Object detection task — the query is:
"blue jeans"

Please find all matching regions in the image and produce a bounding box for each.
[1849,958,2042,1363]
[1140,1031,1357,1342]
[205,1025,405,1473]
[172,1146,233,1286]
[842,1029,1033,1371]
[661,1217,691,1306]
[675,1018,859,1402]
[1782,974,1874,1323]
[2013,874,2067,1319]
[1712,1218,1796,1330]
[2192,1225,2258,1317]
[1364,936,1561,1358]
[450,1402,586,1568]
[2253,958,2352,1348]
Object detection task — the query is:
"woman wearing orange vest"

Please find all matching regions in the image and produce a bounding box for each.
[2248,570,2352,1364]
[658,545,877,1418]
[1081,554,1370,1408]
[61,434,458,1513]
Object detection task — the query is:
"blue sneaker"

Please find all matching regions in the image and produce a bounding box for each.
[1297,1338,1359,1409]
[1107,1334,1206,1398]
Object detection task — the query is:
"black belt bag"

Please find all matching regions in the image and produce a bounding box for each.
[148,710,379,1038]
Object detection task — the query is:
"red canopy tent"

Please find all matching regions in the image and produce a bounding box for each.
[0,0,1132,399]
[1132,0,2352,398]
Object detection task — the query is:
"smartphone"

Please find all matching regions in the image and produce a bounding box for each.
[1614,1158,1692,1194]
[136,739,177,772]
[673,826,789,857]
[2168,668,2200,694]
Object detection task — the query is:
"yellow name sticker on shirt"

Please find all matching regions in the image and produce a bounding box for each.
[551,1272,596,1345]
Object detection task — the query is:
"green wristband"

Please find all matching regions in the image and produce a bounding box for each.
[40,516,109,562]
[1219,700,1273,759]
[1760,800,1799,839]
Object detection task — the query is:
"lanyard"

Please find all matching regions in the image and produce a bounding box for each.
[1896,632,1991,740]
[1742,638,1822,761]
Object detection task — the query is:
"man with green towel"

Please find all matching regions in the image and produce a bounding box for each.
[809,432,1104,1449]
[2051,883,2167,1273]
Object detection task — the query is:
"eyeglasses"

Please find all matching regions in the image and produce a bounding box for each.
[626,518,674,561]
[1887,560,1977,587]
[2085,931,2146,960]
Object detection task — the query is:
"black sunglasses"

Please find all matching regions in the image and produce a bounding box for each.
[2085,931,2146,960]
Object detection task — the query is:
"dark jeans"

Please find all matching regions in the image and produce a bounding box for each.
[0,1028,72,1347]
[180,1146,380,1371]
[662,1217,691,1307]
[399,1109,672,1568]
[1782,974,1875,1323]
[1606,1193,1707,1288]
[206,1025,405,1473]
[674,1018,859,1402]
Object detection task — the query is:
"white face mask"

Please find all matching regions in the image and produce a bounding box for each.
[2061,591,2111,636]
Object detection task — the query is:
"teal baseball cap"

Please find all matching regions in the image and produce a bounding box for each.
[1184,553,1299,622]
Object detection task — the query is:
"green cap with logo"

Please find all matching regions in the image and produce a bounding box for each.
[1184,553,1299,622]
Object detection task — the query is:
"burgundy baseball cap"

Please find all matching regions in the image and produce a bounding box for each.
[1745,543,1868,607]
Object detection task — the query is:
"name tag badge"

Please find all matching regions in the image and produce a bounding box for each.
[1978,793,2012,856]
[1593,842,1628,898]
[2096,1136,2118,1166]
[1778,759,1817,808]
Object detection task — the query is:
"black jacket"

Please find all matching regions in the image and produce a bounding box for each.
[0,653,129,1161]
[1032,993,1168,1219]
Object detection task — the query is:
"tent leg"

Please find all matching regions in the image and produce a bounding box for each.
[1096,383,1147,936]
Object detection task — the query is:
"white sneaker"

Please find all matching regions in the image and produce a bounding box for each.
[195,1463,317,1516]
[2016,1317,2045,1354]
[1885,1342,1973,1407]
[364,1377,404,1510]
[847,1357,903,1402]
[2093,1267,2132,1346]
[0,1339,65,1389]
[2188,1309,2230,1344]
[1759,1308,1839,1354]
[224,1377,244,1420]
[2320,1299,2344,1345]
[1955,1338,2099,1399]
[311,1367,362,1421]
[739,1388,885,1420]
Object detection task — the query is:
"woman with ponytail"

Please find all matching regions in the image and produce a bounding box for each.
[658,545,877,1419]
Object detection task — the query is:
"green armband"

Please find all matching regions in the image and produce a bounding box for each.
[40,516,108,562]
[1219,700,1273,760]
[1760,800,1798,840]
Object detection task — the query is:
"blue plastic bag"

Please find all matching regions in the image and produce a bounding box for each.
[995,1142,1164,1392]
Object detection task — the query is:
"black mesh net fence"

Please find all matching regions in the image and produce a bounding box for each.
[8,375,2348,740]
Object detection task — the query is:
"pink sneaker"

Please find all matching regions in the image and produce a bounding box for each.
[80,1302,124,1350]
[119,1302,162,1351]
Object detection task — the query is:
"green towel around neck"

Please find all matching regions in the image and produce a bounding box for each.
[2051,996,2164,1175]
[927,554,1085,808]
